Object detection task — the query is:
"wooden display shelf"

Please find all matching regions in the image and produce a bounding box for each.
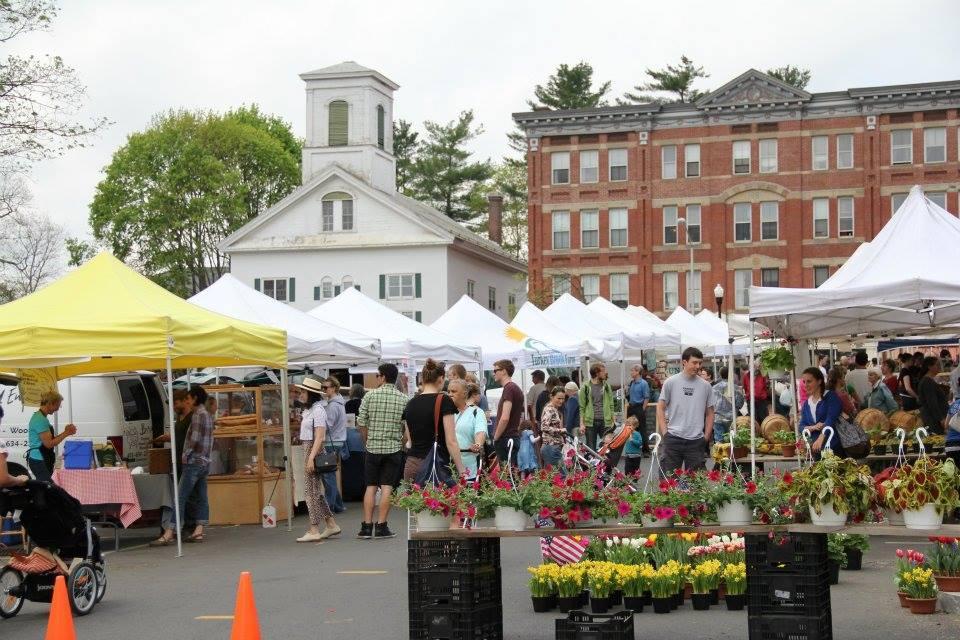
[207,472,288,525]
[734,451,946,463]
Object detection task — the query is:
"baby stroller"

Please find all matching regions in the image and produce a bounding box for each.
[0,480,105,618]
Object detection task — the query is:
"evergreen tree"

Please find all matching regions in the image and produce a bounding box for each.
[392,119,419,195]
[766,65,812,90]
[466,161,529,259]
[621,55,709,104]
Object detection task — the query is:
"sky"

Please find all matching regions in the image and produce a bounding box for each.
[8,0,960,240]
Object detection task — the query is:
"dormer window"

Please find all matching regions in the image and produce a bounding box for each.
[377,105,385,150]
[328,100,348,146]
[321,192,355,232]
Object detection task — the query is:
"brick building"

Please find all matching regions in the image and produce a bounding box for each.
[513,69,960,316]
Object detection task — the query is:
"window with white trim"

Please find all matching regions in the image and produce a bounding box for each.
[687,270,702,312]
[663,205,678,245]
[733,203,751,242]
[685,144,700,177]
[341,276,353,291]
[892,193,908,215]
[813,198,829,238]
[813,266,830,288]
[609,208,628,247]
[685,204,701,244]
[759,139,778,173]
[580,275,599,303]
[552,211,570,249]
[551,152,570,184]
[891,130,912,164]
[928,192,947,210]
[760,268,779,288]
[321,192,355,232]
[386,274,415,300]
[661,145,677,179]
[837,134,853,169]
[838,196,854,238]
[263,278,289,302]
[924,127,946,163]
[812,136,828,170]
[734,269,752,309]
[760,201,779,241]
[733,140,751,174]
[609,273,629,307]
[552,275,571,301]
[580,150,599,183]
[609,148,628,181]
[467,279,475,299]
[328,100,348,146]
[663,272,678,311]
[488,286,496,311]
[580,210,599,248]
[321,276,333,300]
[508,293,517,317]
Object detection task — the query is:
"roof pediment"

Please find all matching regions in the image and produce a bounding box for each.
[695,69,811,109]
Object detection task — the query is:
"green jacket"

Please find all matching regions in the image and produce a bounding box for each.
[579,380,615,429]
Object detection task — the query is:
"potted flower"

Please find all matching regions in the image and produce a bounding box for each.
[477,468,558,530]
[630,476,697,528]
[869,429,887,456]
[650,563,678,614]
[874,466,903,525]
[901,566,938,614]
[695,469,773,525]
[841,534,870,570]
[555,564,584,613]
[827,534,848,585]
[879,457,959,529]
[688,559,721,610]
[621,563,655,613]
[391,480,457,531]
[771,430,797,457]
[722,563,747,610]
[731,428,753,460]
[528,564,558,612]
[927,536,960,592]
[587,562,617,613]
[759,344,795,377]
[780,451,876,526]
[894,548,926,607]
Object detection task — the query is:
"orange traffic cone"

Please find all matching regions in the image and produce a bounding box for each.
[45,574,76,640]
[229,572,261,640]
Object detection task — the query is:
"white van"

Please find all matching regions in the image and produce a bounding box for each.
[0,372,169,470]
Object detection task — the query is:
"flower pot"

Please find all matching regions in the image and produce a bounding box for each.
[725,593,746,611]
[623,595,644,612]
[709,588,720,605]
[494,506,528,531]
[652,596,672,614]
[810,502,847,527]
[872,444,887,456]
[557,596,580,613]
[581,590,590,607]
[781,444,797,457]
[897,591,909,608]
[683,584,692,600]
[610,590,623,606]
[844,548,863,571]
[906,597,938,614]
[672,590,682,608]
[641,515,669,528]
[716,500,753,526]
[903,504,943,529]
[934,575,960,592]
[641,591,653,606]
[414,511,451,532]
[531,595,554,612]
[590,595,611,613]
[732,446,749,460]
[691,593,711,610]
[884,508,905,526]
[828,561,840,585]
[718,583,726,601]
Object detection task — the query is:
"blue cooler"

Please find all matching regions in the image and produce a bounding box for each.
[63,440,95,469]
[1,516,21,546]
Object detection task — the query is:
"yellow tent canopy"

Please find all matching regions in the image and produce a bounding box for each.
[0,252,287,376]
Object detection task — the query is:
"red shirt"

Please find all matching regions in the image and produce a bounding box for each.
[883,375,899,398]
[742,371,769,401]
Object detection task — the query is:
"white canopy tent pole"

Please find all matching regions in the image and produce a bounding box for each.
[280,369,293,531]
[749,322,756,479]
[166,356,183,558]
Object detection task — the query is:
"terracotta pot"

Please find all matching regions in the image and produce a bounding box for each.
[934,575,960,592]
[718,583,727,601]
[897,591,909,608]
[732,446,749,459]
[906,597,937,614]
[780,444,796,458]
[683,583,692,600]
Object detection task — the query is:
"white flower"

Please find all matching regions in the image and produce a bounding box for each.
[632,538,644,548]
[606,539,613,548]
[721,535,731,544]
[731,532,740,540]
[612,536,620,545]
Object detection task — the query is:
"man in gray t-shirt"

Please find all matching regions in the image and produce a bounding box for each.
[658,347,716,473]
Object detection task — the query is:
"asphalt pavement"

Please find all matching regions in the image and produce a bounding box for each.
[3,507,960,639]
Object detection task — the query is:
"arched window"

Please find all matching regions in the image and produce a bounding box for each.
[341,276,354,291]
[321,191,354,232]
[321,276,333,300]
[328,100,348,146]
[376,105,385,150]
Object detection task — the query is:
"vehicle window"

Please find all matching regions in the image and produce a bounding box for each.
[118,379,151,421]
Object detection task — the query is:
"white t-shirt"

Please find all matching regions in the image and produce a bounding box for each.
[299,401,328,442]
[806,397,820,423]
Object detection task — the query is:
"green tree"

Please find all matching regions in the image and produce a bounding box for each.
[411,110,491,223]
[89,108,301,297]
[466,161,528,259]
[393,119,419,195]
[621,55,709,104]
[766,65,812,90]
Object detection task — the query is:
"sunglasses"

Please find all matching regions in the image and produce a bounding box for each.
[493,368,503,372]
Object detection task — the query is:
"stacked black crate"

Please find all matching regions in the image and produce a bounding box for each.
[746,533,833,640]
[555,611,634,640]
[408,539,503,640]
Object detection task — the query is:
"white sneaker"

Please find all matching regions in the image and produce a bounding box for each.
[317,526,342,540]
[296,532,322,543]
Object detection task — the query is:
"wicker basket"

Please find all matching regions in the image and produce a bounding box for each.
[855,408,889,432]
[888,410,921,431]
[760,414,791,442]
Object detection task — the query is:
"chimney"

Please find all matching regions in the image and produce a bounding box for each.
[487,193,503,245]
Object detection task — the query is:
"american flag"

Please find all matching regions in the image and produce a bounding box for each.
[540,535,589,565]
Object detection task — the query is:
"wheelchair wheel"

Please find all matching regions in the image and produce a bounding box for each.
[0,566,24,618]
[68,562,98,616]
[94,561,106,603]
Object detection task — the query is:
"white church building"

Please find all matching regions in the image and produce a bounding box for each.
[220,62,527,323]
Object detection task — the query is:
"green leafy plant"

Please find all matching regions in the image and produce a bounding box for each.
[759,345,795,373]
[779,452,876,518]
[900,567,937,599]
[691,468,775,515]
[827,534,849,568]
[842,534,870,552]
[731,428,753,448]
[878,457,959,514]
[927,537,960,577]
[771,430,796,445]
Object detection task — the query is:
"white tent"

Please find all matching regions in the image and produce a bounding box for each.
[545,294,653,356]
[694,309,766,351]
[308,287,480,363]
[665,306,748,356]
[750,186,960,339]
[511,302,620,361]
[590,297,681,351]
[431,295,582,369]
[189,274,381,364]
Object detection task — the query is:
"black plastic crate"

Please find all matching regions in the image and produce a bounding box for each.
[748,612,832,640]
[747,568,831,616]
[410,603,502,640]
[555,610,634,640]
[746,533,827,573]
[408,538,500,570]
[409,566,502,608]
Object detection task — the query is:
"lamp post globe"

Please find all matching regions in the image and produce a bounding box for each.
[714,283,724,319]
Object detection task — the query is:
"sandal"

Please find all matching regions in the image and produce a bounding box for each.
[149,537,174,547]
[186,533,205,543]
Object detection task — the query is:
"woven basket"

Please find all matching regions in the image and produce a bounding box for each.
[889,410,921,431]
[855,408,889,432]
[760,414,790,442]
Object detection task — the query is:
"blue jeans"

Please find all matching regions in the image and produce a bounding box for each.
[322,445,345,512]
[162,463,209,530]
[541,444,563,470]
[714,420,731,444]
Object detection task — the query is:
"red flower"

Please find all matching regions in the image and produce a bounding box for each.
[570,490,585,503]
[759,512,770,524]
[659,480,671,492]
[745,481,757,495]
[539,507,552,519]
[782,472,793,486]
[678,505,690,518]
[724,474,735,485]
[617,501,631,517]
[707,469,721,482]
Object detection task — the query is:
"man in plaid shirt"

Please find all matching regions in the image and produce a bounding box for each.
[357,363,407,539]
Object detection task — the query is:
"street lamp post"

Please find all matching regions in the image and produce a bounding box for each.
[715,283,735,415]
[677,218,694,311]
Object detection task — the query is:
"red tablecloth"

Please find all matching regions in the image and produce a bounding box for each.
[52,468,143,527]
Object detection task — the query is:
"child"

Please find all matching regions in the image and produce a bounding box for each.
[517,419,540,477]
[621,416,643,476]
